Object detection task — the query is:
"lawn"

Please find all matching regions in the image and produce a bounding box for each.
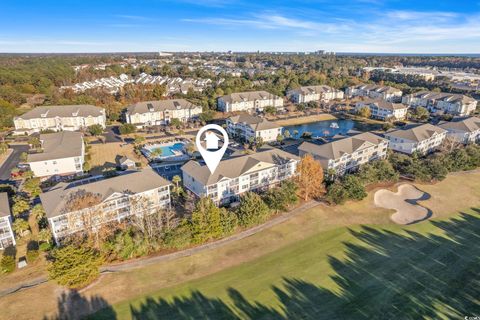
[273,113,337,126]
[96,209,479,319]
[90,172,480,320]
[1,172,479,319]
[88,142,147,175]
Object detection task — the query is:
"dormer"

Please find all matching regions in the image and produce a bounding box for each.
[147,103,155,112]
[174,101,181,110]
[40,110,49,118]
[72,109,80,117]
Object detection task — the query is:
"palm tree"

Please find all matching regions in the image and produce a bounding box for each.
[150,148,163,158]
[172,175,181,189]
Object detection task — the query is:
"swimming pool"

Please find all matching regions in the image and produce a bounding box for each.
[142,142,186,159]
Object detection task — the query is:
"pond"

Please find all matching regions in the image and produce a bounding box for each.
[283,119,381,138]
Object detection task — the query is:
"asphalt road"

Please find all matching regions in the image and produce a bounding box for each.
[0,144,29,183]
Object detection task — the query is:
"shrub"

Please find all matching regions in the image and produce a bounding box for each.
[263,180,298,213]
[119,123,136,135]
[357,160,399,185]
[102,228,150,260]
[12,218,30,237]
[12,196,30,217]
[0,255,15,273]
[326,175,366,205]
[47,245,103,288]
[220,209,238,235]
[88,124,104,136]
[26,250,39,263]
[163,220,192,249]
[357,106,371,118]
[382,122,394,131]
[26,241,40,263]
[325,181,349,204]
[39,242,53,252]
[343,175,367,201]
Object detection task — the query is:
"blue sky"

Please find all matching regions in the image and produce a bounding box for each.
[1,0,480,53]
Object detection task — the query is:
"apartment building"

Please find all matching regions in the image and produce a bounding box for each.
[125,99,202,128]
[287,85,344,104]
[13,105,106,135]
[438,116,480,144]
[40,169,172,243]
[402,91,477,116]
[385,124,447,154]
[0,193,15,249]
[355,99,408,121]
[181,148,299,205]
[27,131,85,179]
[217,91,284,112]
[226,114,282,143]
[346,84,403,102]
[298,132,388,175]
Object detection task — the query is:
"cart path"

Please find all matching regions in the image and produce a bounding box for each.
[0,200,319,298]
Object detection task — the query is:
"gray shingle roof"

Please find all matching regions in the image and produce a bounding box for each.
[16,105,104,120]
[289,85,341,95]
[385,123,447,142]
[27,131,83,162]
[228,115,280,131]
[126,99,201,115]
[298,132,387,168]
[438,116,480,133]
[360,98,407,110]
[40,169,171,218]
[220,91,282,104]
[181,148,299,185]
[351,84,402,94]
[408,91,476,104]
[0,193,10,218]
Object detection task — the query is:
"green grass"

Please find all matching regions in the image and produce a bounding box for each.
[94,208,480,319]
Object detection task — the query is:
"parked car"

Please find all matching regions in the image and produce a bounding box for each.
[16,163,30,170]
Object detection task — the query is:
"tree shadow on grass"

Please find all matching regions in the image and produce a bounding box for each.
[45,290,116,320]
[97,209,480,319]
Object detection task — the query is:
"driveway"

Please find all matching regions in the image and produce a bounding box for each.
[0,144,29,183]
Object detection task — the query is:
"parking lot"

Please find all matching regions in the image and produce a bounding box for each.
[151,162,184,180]
[0,144,29,183]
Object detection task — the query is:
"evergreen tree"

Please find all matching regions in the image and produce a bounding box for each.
[190,197,224,243]
[236,192,270,227]
[47,245,103,288]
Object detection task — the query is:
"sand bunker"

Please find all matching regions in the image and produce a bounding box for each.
[374,184,431,225]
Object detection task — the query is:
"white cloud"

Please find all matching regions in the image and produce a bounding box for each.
[114,14,153,21]
[183,9,480,52]
[384,10,457,21]
[183,13,351,34]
